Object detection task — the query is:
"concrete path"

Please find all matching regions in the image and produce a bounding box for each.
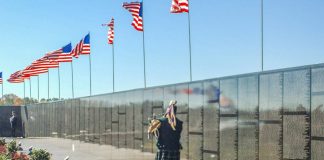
[3,137,155,160]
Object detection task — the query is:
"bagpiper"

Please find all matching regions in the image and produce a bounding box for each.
[148,100,183,160]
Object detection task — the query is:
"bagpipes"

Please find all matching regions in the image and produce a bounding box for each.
[147,113,164,140]
[147,100,178,140]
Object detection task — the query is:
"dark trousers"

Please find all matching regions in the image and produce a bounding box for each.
[11,128,16,137]
[155,150,180,160]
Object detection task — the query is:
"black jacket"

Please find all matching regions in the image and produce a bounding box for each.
[156,117,183,150]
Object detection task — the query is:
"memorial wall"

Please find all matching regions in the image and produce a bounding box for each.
[25,64,324,160]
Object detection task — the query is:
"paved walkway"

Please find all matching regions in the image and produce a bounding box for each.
[3,137,155,160]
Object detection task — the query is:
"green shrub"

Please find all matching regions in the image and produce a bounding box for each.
[0,154,10,160]
[6,141,18,154]
[30,149,51,160]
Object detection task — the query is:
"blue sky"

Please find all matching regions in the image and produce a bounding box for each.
[0,0,324,99]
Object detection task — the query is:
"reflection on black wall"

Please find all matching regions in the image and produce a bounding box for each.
[0,106,24,137]
[25,65,324,160]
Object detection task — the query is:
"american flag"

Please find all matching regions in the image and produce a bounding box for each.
[170,0,189,13]
[31,56,59,69]
[0,72,2,84]
[21,67,31,79]
[80,34,91,55]
[44,43,72,63]
[71,34,90,57]
[123,2,143,31]
[71,40,82,58]
[7,71,25,83]
[107,18,114,44]
[22,65,48,77]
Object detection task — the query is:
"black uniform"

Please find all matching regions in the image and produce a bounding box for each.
[155,117,183,160]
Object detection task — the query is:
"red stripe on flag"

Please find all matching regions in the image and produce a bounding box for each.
[107,18,114,44]
[171,0,189,13]
[123,2,143,31]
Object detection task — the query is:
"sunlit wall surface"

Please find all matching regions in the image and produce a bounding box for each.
[25,64,324,160]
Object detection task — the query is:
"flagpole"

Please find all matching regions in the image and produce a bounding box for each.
[142,31,147,88]
[187,4,193,82]
[29,78,32,104]
[261,0,264,71]
[1,83,3,99]
[23,81,26,105]
[87,37,92,138]
[112,44,115,92]
[89,54,92,96]
[37,76,40,103]
[58,67,61,100]
[48,70,50,100]
[71,61,75,99]
[142,1,147,88]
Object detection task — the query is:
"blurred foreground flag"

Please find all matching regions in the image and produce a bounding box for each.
[171,0,189,13]
[123,2,143,31]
